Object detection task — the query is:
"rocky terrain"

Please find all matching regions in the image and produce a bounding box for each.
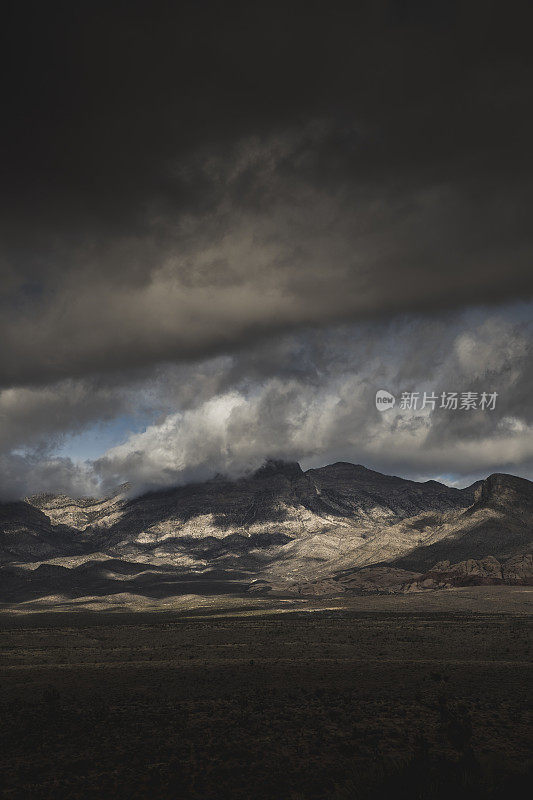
[0,461,531,607]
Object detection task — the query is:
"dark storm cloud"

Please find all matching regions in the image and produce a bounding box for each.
[1,1,532,498]
[1,0,532,388]
[0,452,98,501]
[0,380,124,452]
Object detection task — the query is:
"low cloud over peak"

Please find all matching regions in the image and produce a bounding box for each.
[1,2,532,497]
[1,310,531,500]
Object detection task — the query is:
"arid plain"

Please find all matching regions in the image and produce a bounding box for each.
[0,588,531,800]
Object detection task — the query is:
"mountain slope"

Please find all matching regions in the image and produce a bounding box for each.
[294,472,533,596]
[0,501,92,564]
[0,462,531,604]
[392,474,533,571]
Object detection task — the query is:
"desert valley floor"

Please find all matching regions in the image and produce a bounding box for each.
[0,588,531,800]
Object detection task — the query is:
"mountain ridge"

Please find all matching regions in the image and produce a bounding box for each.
[1,461,531,605]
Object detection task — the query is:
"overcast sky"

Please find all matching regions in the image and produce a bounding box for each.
[1,0,532,499]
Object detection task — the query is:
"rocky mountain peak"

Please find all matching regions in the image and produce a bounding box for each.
[252,459,304,481]
[1,462,531,604]
[473,473,533,511]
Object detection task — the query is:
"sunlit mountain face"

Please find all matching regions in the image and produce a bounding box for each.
[1,7,532,800]
[1,460,531,608]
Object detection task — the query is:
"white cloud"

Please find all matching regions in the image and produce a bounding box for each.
[1,309,531,499]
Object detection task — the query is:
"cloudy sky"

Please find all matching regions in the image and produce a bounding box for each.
[1,0,532,499]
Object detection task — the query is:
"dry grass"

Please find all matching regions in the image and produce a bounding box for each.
[0,606,531,799]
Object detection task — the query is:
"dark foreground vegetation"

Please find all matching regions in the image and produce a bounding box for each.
[0,609,531,799]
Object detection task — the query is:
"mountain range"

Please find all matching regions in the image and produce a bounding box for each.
[0,461,531,606]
